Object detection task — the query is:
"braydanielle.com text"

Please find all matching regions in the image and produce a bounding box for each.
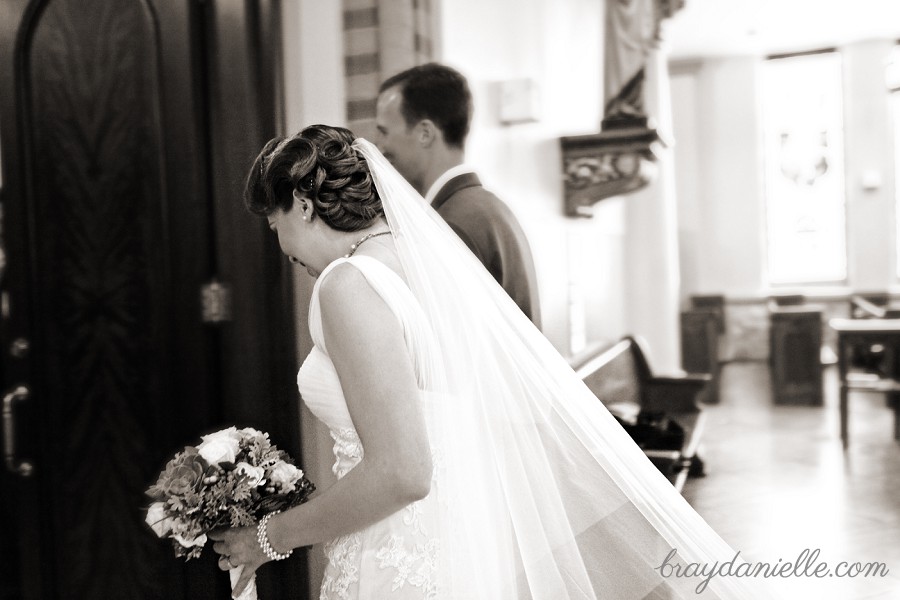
[656,548,890,594]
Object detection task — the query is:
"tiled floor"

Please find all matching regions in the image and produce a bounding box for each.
[682,362,900,599]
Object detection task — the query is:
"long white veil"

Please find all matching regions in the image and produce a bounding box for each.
[352,138,775,599]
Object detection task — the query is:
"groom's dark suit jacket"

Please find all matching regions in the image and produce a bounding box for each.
[431,172,541,328]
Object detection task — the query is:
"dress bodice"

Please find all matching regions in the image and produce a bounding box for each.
[297,256,445,599]
[297,255,434,478]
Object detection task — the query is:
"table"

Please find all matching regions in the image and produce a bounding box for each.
[829,318,900,448]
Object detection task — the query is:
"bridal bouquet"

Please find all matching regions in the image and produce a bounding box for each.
[145,426,315,599]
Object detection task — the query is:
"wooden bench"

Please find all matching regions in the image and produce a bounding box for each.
[570,336,710,492]
[851,294,889,319]
[849,293,900,320]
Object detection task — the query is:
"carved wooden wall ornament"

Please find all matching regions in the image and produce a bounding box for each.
[561,0,684,217]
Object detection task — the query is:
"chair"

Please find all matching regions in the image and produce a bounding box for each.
[690,294,726,334]
[680,303,721,404]
[768,298,824,406]
[769,294,806,307]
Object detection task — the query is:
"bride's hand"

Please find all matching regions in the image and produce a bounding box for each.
[209,526,268,595]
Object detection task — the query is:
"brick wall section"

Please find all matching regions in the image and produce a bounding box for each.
[342,0,434,140]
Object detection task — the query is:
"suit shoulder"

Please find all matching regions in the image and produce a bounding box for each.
[440,185,515,221]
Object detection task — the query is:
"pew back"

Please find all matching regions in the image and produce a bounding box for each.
[570,336,710,492]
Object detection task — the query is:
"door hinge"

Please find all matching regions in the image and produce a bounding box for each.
[201,280,232,323]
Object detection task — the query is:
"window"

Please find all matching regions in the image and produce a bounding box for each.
[890,45,900,279]
[761,51,847,285]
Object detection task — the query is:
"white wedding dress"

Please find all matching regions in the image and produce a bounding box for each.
[293,139,779,600]
[298,255,444,600]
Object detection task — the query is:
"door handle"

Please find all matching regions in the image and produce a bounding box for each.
[3,385,33,477]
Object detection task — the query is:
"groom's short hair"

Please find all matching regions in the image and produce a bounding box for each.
[379,63,472,149]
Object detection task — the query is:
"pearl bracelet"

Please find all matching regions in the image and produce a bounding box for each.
[256,510,292,561]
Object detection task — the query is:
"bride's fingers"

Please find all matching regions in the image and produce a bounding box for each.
[212,541,229,555]
[217,555,233,572]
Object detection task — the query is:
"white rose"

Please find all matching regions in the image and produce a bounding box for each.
[239,427,264,440]
[173,532,208,548]
[145,502,174,537]
[197,427,241,464]
[235,461,266,487]
[269,462,301,492]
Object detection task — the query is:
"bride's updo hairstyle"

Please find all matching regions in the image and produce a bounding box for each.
[244,124,384,232]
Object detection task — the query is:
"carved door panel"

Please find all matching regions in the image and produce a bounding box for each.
[0,1,303,599]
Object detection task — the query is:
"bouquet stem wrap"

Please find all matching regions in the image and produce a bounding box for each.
[230,566,257,600]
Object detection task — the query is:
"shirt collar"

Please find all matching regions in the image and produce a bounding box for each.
[424,164,476,205]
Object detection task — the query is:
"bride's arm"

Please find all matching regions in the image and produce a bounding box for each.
[210,263,433,593]
[270,263,433,548]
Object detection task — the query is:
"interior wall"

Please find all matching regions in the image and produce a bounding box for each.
[281,1,346,596]
[269,0,842,589]
[672,40,900,302]
[281,3,626,590]
[437,0,630,356]
[843,39,898,289]
[670,61,703,297]
[284,0,674,363]
[672,56,766,298]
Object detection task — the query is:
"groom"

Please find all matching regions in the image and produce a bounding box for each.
[375,63,542,328]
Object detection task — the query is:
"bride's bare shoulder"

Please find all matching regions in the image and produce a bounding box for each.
[318,261,371,302]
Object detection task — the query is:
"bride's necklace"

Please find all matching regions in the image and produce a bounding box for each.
[345,230,391,258]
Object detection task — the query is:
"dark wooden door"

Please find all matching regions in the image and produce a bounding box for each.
[0,1,305,598]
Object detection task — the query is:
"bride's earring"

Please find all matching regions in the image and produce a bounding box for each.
[293,189,313,221]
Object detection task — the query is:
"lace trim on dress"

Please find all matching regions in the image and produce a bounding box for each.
[375,536,440,598]
[402,501,427,536]
[320,532,362,600]
[322,430,444,597]
[330,428,363,478]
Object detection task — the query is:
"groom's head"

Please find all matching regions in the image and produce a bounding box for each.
[375,63,472,193]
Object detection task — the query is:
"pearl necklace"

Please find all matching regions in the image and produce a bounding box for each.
[345,230,391,258]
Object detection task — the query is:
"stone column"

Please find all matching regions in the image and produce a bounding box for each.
[623,38,681,371]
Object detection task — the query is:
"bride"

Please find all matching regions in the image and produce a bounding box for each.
[208,124,774,599]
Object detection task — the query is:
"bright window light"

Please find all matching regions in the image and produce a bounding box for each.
[761,51,847,285]
[891,45,900,280]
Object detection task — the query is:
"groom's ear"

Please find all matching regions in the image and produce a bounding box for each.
[417,119,438,148]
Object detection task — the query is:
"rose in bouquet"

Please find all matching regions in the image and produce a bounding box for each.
[145,426,314,599]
